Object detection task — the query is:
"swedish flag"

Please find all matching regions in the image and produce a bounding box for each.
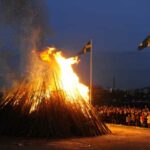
[138,35,150,50]
[78,40,92,55]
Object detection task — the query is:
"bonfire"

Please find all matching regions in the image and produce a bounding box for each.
[0,47,110,137]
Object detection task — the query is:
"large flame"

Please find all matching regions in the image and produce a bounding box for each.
[0,46,110,137]
[38,47,89,101]
[2,47,89,113]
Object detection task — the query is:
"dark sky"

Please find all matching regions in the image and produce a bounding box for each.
[46,0,150,89]
[1,0,150,89]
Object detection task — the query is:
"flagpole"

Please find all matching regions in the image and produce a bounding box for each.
[90,39,93,104]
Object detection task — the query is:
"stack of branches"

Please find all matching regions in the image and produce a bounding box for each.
[0,52,110,138]
[0,79,110,138]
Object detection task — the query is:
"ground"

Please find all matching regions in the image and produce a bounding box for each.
[0,124,150,150]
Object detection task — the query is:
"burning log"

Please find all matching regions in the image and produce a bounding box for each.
[0,47,110,137]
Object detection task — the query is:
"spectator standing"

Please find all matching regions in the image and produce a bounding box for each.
[140,113,145,127]
[126,114,131,126]
[147,112,150,128]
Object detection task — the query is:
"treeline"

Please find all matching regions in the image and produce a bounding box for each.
[93,87,150,107]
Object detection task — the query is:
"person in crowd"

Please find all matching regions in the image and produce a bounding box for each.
[147,112,150,128]
[97,105,150,128]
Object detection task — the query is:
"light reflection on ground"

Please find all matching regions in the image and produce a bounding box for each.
[0,124,150,150]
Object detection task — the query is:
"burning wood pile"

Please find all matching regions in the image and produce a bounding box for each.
[0,47,110,137]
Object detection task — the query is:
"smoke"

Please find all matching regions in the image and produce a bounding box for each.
[0,0,51,88]
[0,0,50,39]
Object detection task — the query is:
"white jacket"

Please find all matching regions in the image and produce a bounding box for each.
[147,115,150,124]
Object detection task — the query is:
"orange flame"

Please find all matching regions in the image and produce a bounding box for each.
[38,47,89,101]
[2,46,89,114]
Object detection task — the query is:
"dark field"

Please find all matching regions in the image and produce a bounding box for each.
[0,124,150,150]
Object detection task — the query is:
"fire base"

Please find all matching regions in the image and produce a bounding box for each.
[0,96,110,138]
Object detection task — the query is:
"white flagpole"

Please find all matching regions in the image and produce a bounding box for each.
[90,39,93,104]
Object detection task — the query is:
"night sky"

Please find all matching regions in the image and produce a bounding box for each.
[47,0,150,89]
[1,0,150,89]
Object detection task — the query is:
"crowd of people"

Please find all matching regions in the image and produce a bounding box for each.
[96,105,150,128]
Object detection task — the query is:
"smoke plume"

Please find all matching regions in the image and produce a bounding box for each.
[0,0,50,88]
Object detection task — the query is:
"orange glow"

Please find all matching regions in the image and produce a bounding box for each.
[39,47,89,101]
[39,47,55,62]
[2,47,89,113]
